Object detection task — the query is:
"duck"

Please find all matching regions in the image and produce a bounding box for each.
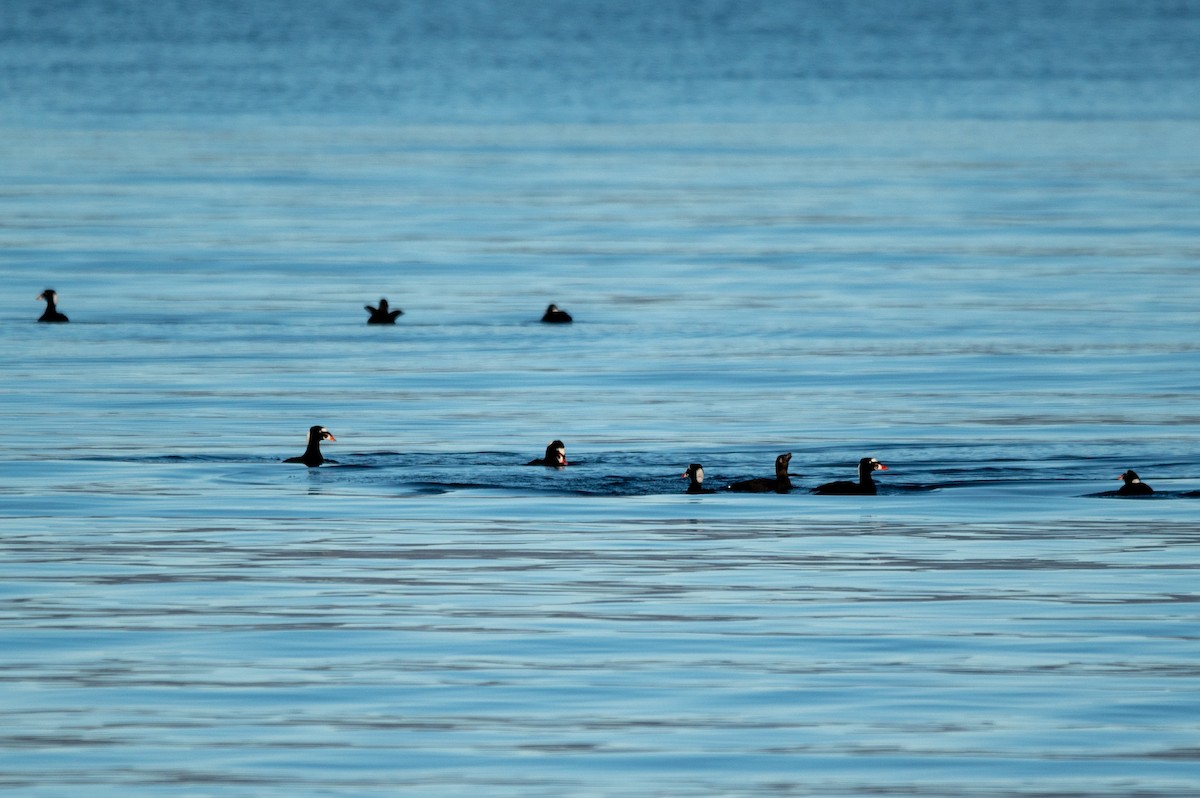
[527,439,567,467]
[682,463,715,494]
[812,457,888,495]
[541,304,573,323]
[727,453,793,493]
[365,298,403,324]
[283,425,336,467]
[1116,469,1153,496]
[36,289,69,323]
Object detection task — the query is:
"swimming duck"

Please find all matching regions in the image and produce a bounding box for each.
[1117,469,1153,496]
[541,304,573,323]
[812,457,888,495]
[284,425,336,467]
[365,298,403,324]
[527,439,567,467]
[728,453,794,493]
[682,463,715,494]
[36,289,69,323]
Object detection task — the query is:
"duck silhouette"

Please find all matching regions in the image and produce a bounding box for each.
[36,289,69,323]
[527,440,567,467]
[540,304,573,323]
[1116,469,1153,496]
[283,425,337,467]
[365,298,403,324]
[682,463,715,494]
[813,457,888,495]
[727,453,794,493]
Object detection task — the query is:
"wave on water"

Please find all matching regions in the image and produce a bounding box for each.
[1084,489,1200,500]
[61,450,1199,500]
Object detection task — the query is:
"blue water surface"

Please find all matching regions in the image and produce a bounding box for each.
[2,1,1200,795]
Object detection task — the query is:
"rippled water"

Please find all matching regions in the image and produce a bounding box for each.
[3,1,1200,795]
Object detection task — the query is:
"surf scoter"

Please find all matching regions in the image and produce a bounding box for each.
[527,440,567,467]
[812,457,888,495]
[682,463,715,494]
[36,289,69,323]
[541,304,573,323]
[1117,469,1153,496]
[728,453,794,493]
[365,298,403,324]
[284,425,336,467]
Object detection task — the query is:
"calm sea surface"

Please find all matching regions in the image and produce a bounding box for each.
[2,2,1200,795]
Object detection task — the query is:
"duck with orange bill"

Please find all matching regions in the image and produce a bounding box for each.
[284,425,337,467]
[813,457,888,495]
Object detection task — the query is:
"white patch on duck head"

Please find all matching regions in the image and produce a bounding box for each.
[308,426,335,443]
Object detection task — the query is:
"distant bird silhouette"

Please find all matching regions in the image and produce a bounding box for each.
[36,289,69,323]
[813,457,888,495]
[1117,469,1153,496]
[541,304,573,323]
[527,439,567,467]
[284,425,336,467]
[365,298,403,324]
[728,453,794,493]
[682,463,715,494]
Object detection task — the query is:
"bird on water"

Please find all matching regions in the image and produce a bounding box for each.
[36,289,69,323]
[365,298,403,324]
[527,440,567,467]
[1116,469,1153,496]
[541,304,572,323]
[284,426,337,467]
[682,463,715,494]
[727,453,794,493]
[812,457,888,495]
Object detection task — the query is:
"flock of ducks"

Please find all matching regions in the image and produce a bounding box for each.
[36,289,1158,498]
[37,290,572,327]
[686,453,892,492]
[367,298,570,325]
[683,454,889,495]
[283,426,890,494]
[281,427,1158,497]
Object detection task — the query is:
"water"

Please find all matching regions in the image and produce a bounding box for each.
[3,1,1200,795]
